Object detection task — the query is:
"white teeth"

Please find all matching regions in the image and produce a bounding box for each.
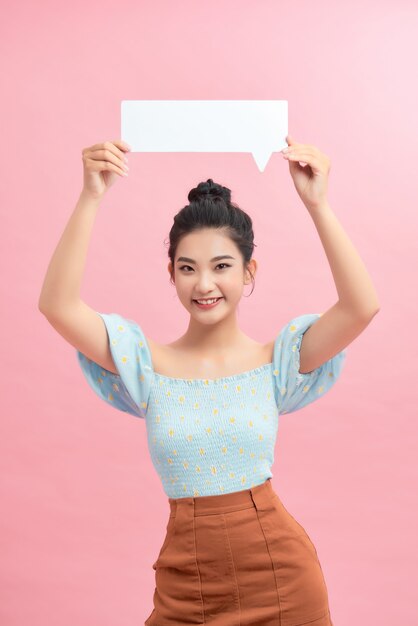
[196,298,220,304]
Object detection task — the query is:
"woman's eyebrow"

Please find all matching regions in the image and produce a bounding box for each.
[176,255,236,265]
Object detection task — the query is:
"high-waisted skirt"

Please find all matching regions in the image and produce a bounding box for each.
[145,478,334,626]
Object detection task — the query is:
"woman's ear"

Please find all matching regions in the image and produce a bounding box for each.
[245,258,257,284]
[167,261,174,283]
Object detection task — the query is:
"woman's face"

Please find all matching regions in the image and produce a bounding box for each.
[168,228,256,323]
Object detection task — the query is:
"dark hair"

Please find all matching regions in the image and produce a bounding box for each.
[165,179,257,296]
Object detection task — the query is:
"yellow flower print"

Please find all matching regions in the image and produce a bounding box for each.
[289,324,297,332]
[168,429,174,437]
[229,472,235,478]
[236,385,242,392]
[239,447,244,455]
[186,434,193,442]
[205,427,212,434]
[196,466,201,473]
[210,466,217,475]
[178,395,185,404]
[167,458,173,464]
[213,408,219,416]
[193,402,199,409]
[199,448,205,456]
[121,355,129,364]
[221,446,228,454]
[316,386,324,394]
[248,420,254,427]
[303,385,310,393]
[107,392,114,402]
[273,369,279,376]
[183,461,189,469]
[241,476,247,485]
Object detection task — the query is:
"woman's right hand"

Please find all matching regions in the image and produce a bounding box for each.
[81,139,131,198]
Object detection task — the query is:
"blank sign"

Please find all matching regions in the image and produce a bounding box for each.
[121,100,288,172]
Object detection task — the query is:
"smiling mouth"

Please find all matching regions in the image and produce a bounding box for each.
[192,297,223,304]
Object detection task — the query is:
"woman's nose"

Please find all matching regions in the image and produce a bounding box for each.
[196,275,216,291]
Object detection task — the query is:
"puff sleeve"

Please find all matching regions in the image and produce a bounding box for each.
[76,312,154,418]
[272,313,347,415]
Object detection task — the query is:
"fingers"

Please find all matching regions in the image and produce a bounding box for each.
[84,140,130,173]
[282,146,330,170]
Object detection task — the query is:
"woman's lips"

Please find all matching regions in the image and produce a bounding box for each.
[192,297,224,309]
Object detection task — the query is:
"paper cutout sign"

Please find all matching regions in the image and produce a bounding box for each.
[121,100,288,172]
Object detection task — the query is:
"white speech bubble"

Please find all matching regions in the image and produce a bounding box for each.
[121,100,288,172]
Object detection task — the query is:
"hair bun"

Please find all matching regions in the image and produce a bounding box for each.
[188,179,231,204]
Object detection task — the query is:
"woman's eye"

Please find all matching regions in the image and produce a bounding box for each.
[179,263,231,272]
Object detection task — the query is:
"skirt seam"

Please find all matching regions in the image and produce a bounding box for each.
[192,511,206,624]
[253,506,283,625]
[222,513,242,624]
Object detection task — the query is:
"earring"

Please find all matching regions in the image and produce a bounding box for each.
[242,281,254,298]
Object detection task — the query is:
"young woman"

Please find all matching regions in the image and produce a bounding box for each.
[39,136,380,625]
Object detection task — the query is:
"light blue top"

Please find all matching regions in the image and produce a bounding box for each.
[76,312,347,498]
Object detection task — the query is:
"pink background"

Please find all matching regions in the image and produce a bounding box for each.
[2,1,417,624]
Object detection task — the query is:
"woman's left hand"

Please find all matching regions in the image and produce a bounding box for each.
[282,135,331,213]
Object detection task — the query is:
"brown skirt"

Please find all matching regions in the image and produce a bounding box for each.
[145,478,334,626]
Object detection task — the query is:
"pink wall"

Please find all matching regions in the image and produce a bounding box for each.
[2,1,417,624]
